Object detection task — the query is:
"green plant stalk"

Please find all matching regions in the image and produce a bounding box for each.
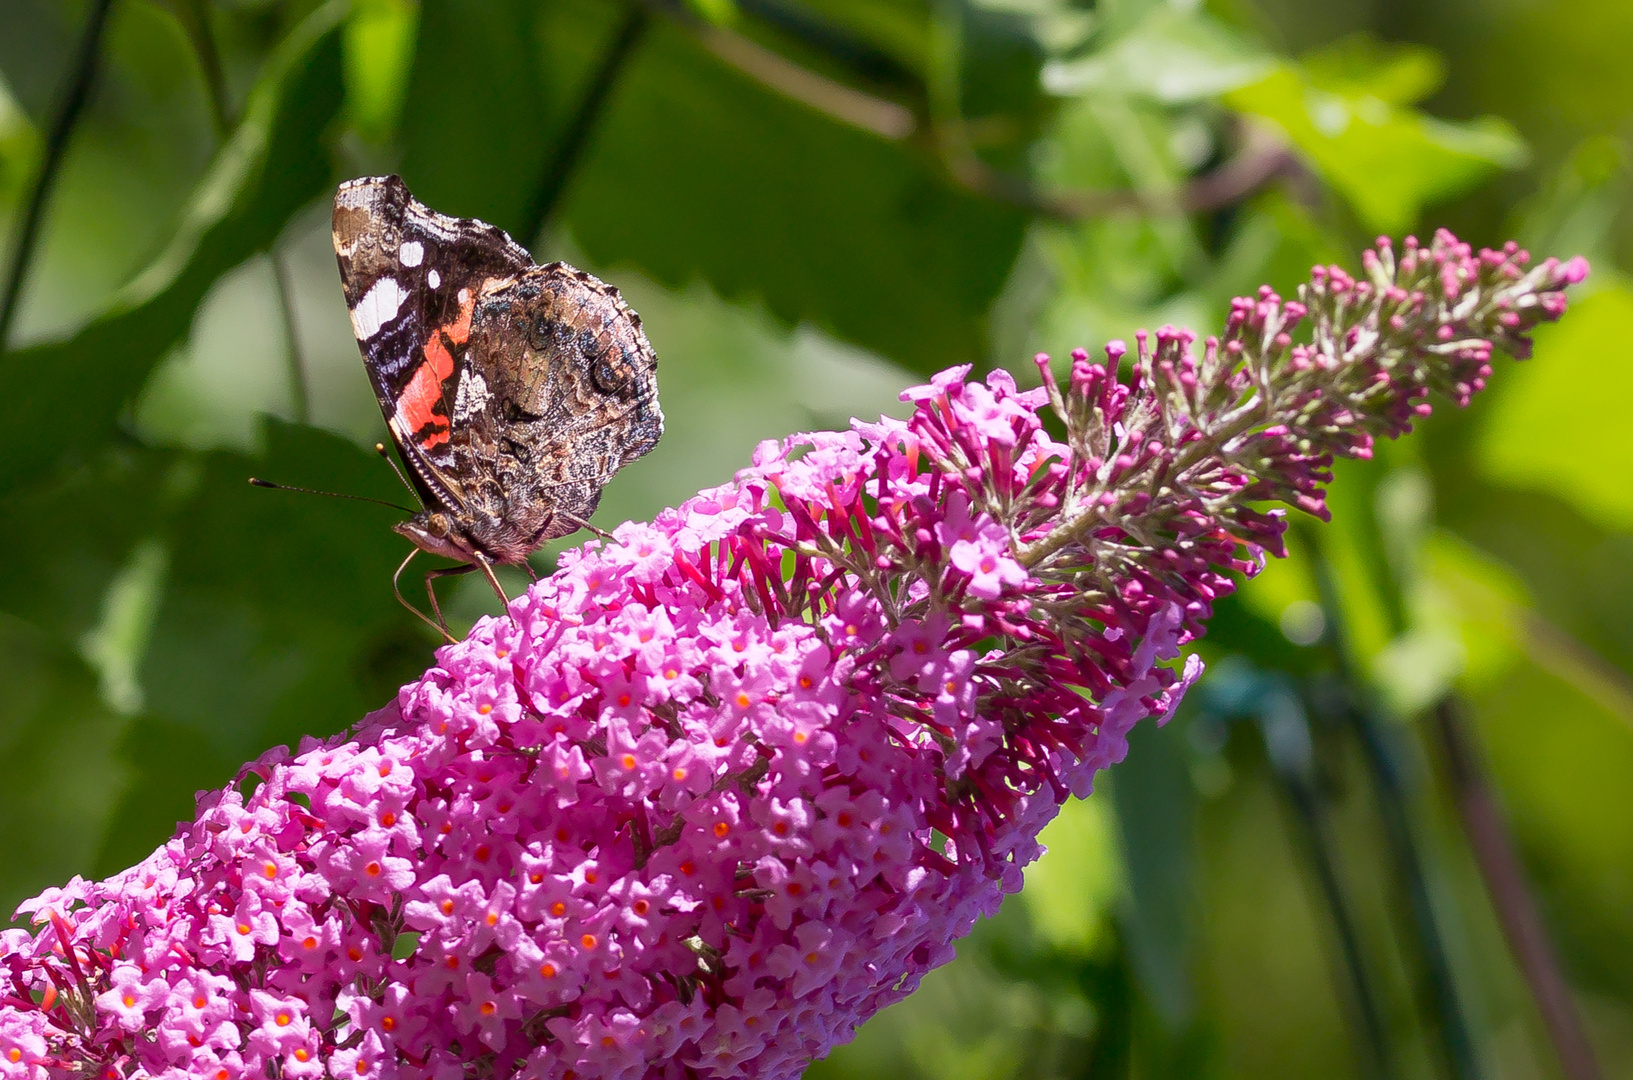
[1300,523,1481,1080]
[1269,731,1395,1080]
[271,249,309,426]
[1432,697,1604,1080]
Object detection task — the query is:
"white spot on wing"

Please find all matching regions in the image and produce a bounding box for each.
[428,269,441,289]
[457,288,470,304]
[454,370,491,421]
[399,240,424,267]
[350,277,409,341]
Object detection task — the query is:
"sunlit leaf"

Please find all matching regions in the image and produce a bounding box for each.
[345,0,418,143]
[1477,283,1633,532]
[0,65,37,203]
[1041,7,1272,103]
[1226,64,1526,233]
[1021,793,1123,956]
[1299,34,1445,107]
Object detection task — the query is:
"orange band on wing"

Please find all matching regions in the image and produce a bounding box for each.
[444,291,477,345]
[397,361,449,449]
[393,292,478,452]
[396,332,457,450]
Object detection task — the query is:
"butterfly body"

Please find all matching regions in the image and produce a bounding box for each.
[333,175,662,574]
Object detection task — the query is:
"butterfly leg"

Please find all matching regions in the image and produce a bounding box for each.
[424,563,478,637]
[393,548,462,644]
[558,512,614,541]
[472,553,520,631]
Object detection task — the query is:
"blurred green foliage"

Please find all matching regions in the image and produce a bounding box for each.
[1,1,1631,1078]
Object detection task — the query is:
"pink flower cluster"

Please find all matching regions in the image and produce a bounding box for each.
[0,233,1584,1080]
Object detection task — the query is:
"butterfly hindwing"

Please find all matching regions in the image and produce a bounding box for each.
[451,264,664,550]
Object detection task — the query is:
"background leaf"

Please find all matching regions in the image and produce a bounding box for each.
[557,14,1028,372]
[1226,63,1526,234]
[1477,284,1633,532]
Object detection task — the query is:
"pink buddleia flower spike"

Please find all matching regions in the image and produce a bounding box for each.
[0,235,1584,1080]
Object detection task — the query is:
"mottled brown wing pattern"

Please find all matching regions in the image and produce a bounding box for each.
[445,265,663,561]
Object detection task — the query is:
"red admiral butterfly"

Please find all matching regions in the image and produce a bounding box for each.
[331,175,663,638]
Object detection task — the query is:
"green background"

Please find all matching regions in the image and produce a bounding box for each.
[1,1,1630,1078]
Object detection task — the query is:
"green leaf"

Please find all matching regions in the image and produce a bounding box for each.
[1418,531,1529,691]
[1110,715,1197,1027]
[1477,283,1633,532]
[345,0,418,143]
[90,420,431,869]
[1225,64,1526,234]
[559,18,1027,372]
[396,0,553,239]
[140,420,429,758]
[90,714,235,879]
[1298,34,1445,107]
[1020,792,1123,956]
[1468,660,1633,997]
[0,1,347,495]
[1041,7,1273,104]
[0,619,134,925]
[0,447,179,648]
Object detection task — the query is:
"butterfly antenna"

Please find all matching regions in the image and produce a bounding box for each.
[248,477,415,515]
[375,443,421,503]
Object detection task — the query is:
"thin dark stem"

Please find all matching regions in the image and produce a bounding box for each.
[1298,523,1482,1080]
[945,123,1305,222]
[519,2,651,246]
[1432,696,1603,1080]
[0,0,117,353]
[1348,702,1481,1080]
[1272,762,1394,1080]
[271,249,309,425]
[675,3,1304,221]
[173,0,233,138]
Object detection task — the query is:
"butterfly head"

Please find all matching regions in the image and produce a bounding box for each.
[394,511,478,564]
